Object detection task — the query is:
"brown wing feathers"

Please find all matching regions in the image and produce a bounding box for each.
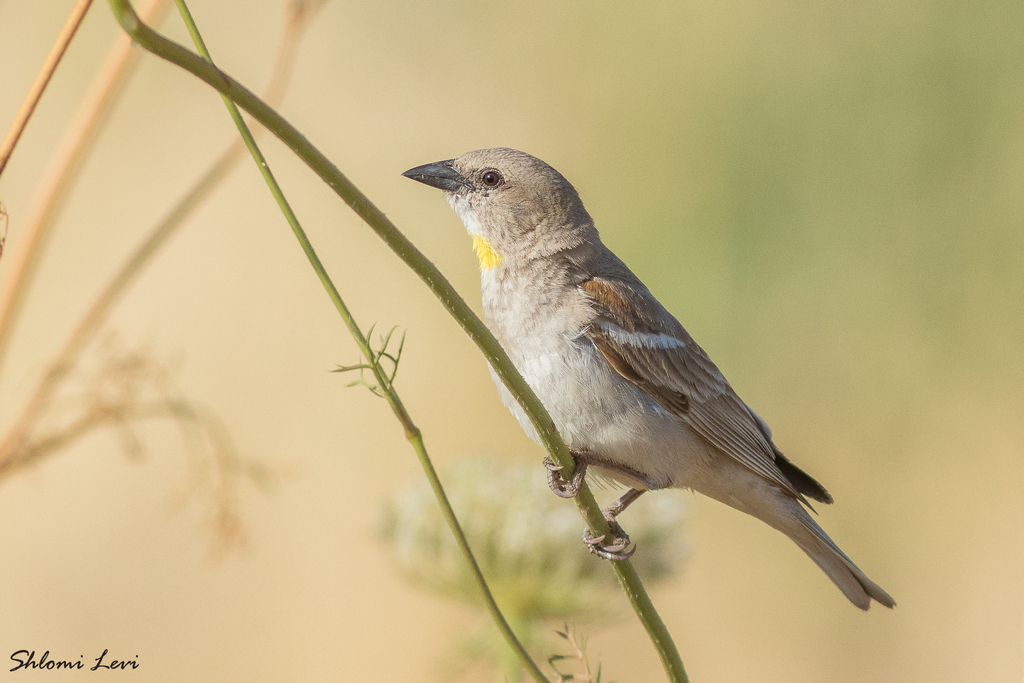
[580,276,831,505]
[588,328,691,416]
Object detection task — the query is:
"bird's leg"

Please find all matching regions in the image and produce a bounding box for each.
[605,487,645,519]
[583,488,645,561]
[543,450,588,498]
[542,452,644,561]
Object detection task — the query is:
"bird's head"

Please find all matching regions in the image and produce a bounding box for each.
[403,148,595,270]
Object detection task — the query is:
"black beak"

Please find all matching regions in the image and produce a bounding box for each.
[401,159,469,192]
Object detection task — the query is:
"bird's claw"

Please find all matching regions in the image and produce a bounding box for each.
[543,454,587,498]
[544,453,634,558]
[582,520,636,561]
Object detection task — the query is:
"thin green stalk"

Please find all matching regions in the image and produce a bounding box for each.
[109,2,687,681]
[170,2,549,681]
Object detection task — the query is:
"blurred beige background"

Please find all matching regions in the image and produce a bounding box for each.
[1,1,1021,681]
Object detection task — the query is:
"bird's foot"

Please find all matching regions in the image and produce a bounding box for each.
[543,453,587,499]
[583,519,636,561]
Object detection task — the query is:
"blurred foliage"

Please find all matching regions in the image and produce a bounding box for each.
[383,458,687,619]
[382,458,686,680]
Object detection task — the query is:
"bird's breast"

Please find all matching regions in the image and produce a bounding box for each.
[478,264,709,489]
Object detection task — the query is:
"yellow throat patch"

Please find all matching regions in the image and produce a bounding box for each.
[471,235,503,270]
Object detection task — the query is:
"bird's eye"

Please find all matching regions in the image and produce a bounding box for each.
[481,170,502,187]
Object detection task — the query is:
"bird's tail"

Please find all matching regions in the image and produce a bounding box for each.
[786,507,895,610]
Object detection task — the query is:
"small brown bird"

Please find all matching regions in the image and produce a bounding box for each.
[403,148,894,609]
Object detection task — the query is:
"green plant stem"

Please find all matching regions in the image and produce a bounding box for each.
[109,3,687,681]
[169,2,549,681]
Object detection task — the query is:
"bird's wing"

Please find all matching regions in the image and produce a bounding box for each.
[579,275,807,501]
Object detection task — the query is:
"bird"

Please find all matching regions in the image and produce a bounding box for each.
[402,147,894,610]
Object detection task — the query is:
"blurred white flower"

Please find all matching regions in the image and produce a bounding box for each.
[382,457,688,621]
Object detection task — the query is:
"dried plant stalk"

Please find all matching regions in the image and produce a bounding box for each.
[0,0,172,373]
